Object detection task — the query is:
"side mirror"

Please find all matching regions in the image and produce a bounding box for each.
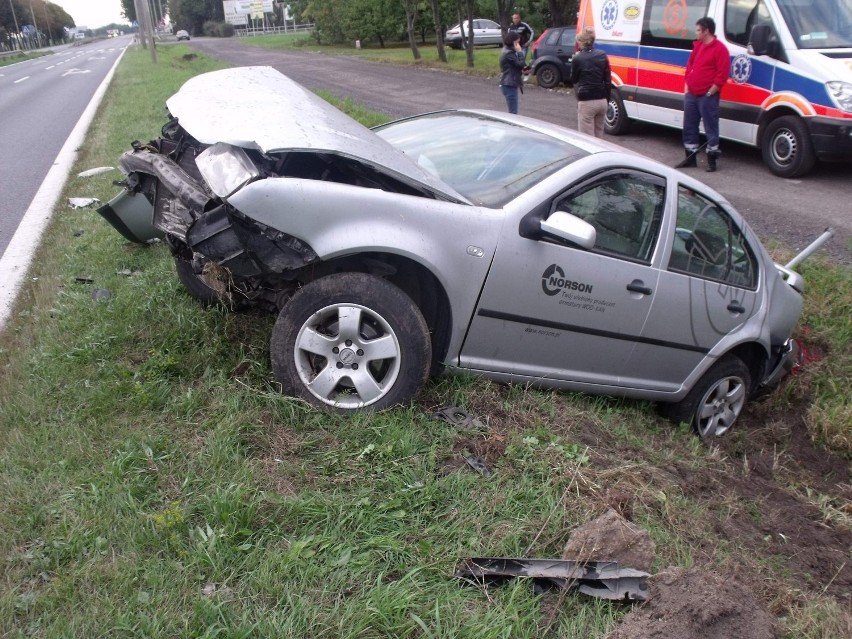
[540,211,596,249]
[748,24,772,56]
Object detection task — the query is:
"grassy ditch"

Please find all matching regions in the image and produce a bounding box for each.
[0,44,849,637]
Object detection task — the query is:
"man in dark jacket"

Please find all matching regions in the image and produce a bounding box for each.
[682,17,730,171]
[508,13,534,61]
[570,27,611,138]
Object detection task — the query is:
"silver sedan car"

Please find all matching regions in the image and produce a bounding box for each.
[99,67,805,437]
[445,19,503,49]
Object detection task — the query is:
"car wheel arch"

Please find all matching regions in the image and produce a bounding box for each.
[294,253,453,374]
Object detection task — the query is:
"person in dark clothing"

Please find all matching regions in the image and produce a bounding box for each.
[570,27,611,138]
[508,13,534,62]
[682,17,729,171]
[499,31,525,114]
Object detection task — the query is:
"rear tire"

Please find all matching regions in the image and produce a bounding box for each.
[761,115,816,178]
[604,89,630,136]
[535,63,561,89]
[661,356,752,439]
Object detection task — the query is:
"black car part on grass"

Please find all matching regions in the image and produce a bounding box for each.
[455,557,650,601]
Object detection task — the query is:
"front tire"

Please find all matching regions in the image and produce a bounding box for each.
[662,356,752,438]
[604,89,630,135]
[761,115,816,178]
[270,273,431,411]
[174,256,221,306]
[535,63,561,89]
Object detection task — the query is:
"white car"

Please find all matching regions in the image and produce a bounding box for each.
[99,67,811,437]
[445,19,503,49]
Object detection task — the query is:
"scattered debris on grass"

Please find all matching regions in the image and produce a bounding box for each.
[77,167,114,177]
[455,556,649,601]
[68,197,100,209]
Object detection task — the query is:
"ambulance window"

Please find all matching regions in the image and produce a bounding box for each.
[642,0,711,49]
[725,0,774,47]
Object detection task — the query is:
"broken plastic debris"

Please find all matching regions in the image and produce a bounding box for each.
[78,166,114,177]
[432,406,487,432]
[91,289,112,301]
[455,557,650,602]
[464,455,492,477]
[68,197,101,209]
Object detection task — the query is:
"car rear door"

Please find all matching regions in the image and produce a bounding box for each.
[459,168,666,386]
[623,184,761,390]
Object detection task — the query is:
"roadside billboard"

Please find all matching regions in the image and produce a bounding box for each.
[222,0,274,25]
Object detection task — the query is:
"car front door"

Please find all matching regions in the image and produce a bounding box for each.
[623,184,761,391]
[459,169,666,387]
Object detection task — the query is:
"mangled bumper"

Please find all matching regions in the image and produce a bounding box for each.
[98,148,319,280]
[761,338,801,389]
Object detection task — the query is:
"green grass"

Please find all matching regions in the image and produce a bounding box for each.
[0,50,51,68]
[0,44,849,638]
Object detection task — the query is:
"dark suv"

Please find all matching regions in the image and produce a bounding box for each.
[530,26,577,89]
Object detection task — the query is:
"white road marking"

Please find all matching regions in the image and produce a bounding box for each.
[62,68,92,76]
[14,76,29,83]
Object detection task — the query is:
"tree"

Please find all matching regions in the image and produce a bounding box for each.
[170,0,222,35]
[0,1,73,48]
[427,0,447,62]
[401,0,420,60]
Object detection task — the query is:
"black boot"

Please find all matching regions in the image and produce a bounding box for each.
[678,148,698,168]
[706,150,720,172]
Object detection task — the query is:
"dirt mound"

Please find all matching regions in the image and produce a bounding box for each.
[562,508,656,572]
[605,567,779,639]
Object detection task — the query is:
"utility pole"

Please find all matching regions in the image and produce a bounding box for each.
[133,0,147,49]
[8,0,21,50]
[29,1,41,48]
[141,0,157,63]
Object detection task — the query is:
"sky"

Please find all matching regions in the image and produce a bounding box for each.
[54,1,129,29]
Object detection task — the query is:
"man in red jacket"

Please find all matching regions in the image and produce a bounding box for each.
[682,17,729,171]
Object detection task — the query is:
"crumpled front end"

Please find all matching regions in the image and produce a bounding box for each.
[98,119,319,283]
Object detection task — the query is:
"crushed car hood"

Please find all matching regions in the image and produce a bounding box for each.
[166,66,468,202]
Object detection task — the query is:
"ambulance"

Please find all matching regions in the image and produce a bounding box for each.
[577,0,852,177]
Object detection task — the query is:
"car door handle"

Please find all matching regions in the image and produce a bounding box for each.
[626,280,652,295]
[727,301,746,314]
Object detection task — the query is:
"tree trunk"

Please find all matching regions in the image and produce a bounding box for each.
[404,2,421,60]
[429,0,447,63]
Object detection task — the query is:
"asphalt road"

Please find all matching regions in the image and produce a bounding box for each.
[0,38,130,257]
[187,37,851,263]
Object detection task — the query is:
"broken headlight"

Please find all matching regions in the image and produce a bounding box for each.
[195,142,260,198]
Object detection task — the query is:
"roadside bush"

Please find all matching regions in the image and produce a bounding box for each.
[202,21,235,38]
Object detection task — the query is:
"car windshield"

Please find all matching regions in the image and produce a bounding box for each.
[375,113,583,207]
[775,0,852,48]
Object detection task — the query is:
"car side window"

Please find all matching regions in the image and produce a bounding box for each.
[545,29,561,46]
[559,30,575,47]
[669,186,758,289]
[552,173,665,262]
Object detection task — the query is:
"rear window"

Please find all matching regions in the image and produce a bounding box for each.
[375,113,586,208]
